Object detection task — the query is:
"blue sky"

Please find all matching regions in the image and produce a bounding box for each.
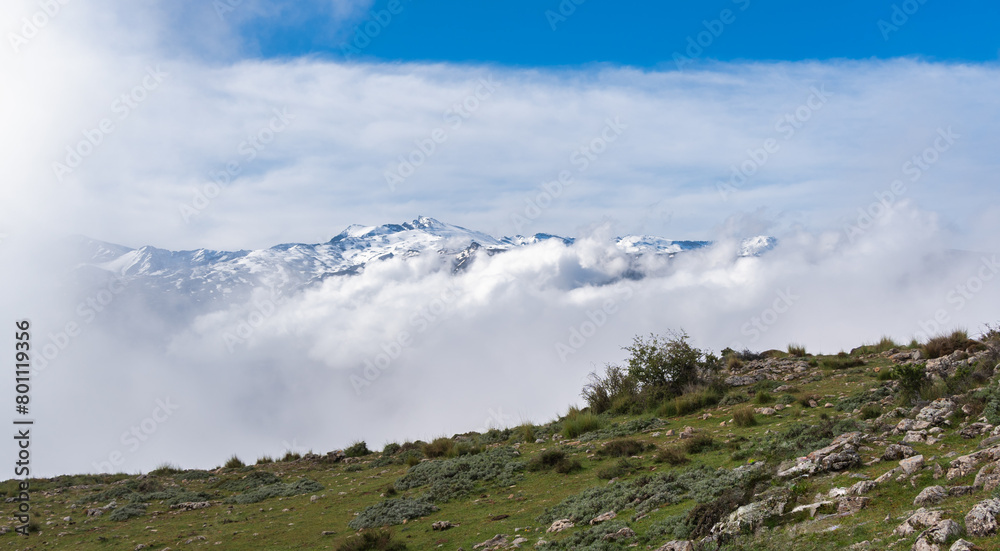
[242,0,1000,65]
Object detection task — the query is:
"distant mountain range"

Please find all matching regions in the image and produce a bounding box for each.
[71,217,776,304]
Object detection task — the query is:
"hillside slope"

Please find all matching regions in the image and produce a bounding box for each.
[4,333,1000,551]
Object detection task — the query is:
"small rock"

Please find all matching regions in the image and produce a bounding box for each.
[914,486,948,506]
[837,496,870,515]
[432,521,456,531]
[948,539,982,551]
[602,527,636,541]
[884,444,917,461]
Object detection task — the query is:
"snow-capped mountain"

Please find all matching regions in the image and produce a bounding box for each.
[72,217,775,304]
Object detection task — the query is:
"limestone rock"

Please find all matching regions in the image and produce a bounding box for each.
[973,461,1000,491]
[914,486,948,506]
[964,498,1000,537]
[837,496,870,515]
[948,539,982,551]
[602,527,635,541]
[546,519,574,533]
[894,509,944,537]
[655,542,695,551]
[916,399,955,426]
[589,511,616,525]
[884,444,917,461]
[900,455,925,475]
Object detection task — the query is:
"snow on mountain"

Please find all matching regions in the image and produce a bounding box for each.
[73,217,775,303]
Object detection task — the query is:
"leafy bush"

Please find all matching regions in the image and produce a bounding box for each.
[346,441,372,458]
[348,497,438,530]
[422,437,454,458]
[731,419,861,462]
[892,363,928,403]
[852,336,900,355]
[836,384,893,412]
[561,407,604,439]
[860,404,882,420]
[655,446,688,466]
[108,503,146,521]
[539,463,767,524]
[216,470,281,492]
[515,423,536,443]
[754,390,774,405]
[582,363,639,414]
[175,470,211,481]
[686,489,744,539]
[224,455,245,469]
[646,514,691,542]
[149,462,183,476]
[787,344,806,357]
[224,479,323,504]
[732,406,757,427]
[336,528,409,551]
[528,449,577,473]
[382,442,401,455]
[658,386,724,417]
[256,456,274,465]
[597,438,647,458]
[720,392,750,406]
[979,384,1000,425]
[596,458,636,480]
[683,434,716,455]
[820,357,865,370]
[924,330,975,359]
[394,447,523,502]
[281,451,302,462]
[624,331,721,399]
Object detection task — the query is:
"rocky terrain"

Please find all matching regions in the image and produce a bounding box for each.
[3,330,999,550]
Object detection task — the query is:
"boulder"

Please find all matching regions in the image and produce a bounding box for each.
[790,501,836,518]
[711,488,790,536]
[589,511,616,525]
[837,496,870,515]
[655,542,695,551]
[778,433,863,478]
[546,519,574,533]
[916,399,955,426]
[848,480,876,495]
[473,534,509,550]
[948,539,982,551]
[894,509,944,537]
[964,498,1000,537]
[960,423,994,439]
[602,527,635,541]
[900,455,925,475]
[896,419,932,434]
[947,446,1000,480]
[884,444,917,461]
[973,461,1000,491]
[903,430,929,444]
[914,486,948,506]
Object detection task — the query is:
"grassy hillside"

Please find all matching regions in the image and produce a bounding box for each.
[4,329,1000,551]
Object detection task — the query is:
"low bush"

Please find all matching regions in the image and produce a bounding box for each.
[852,336,900,355]
[720,392,750,406]
[149,462,183,476]
[924,329,975,359]
[582,363,639,414]
[336,528,409,551]
[683,434,716,454]
[596,458,636,480]
[256,456,274,465]
[787,344,807,357]
[216,470,281,492]
[422,437,454,459]
[224,479,323,505]
[382,443,401,456]
[394,447,523,502]
[527,449,572,472]
[732,406,757,427]
[860,403,882,420]
[223,455,245,469]
[597,438,647,458]
[561,407,604,439]
[347,497,438,530]
[108,503,146,521]
[655,446,689,466]
[754,391,774,405]
[820,357,865,370]
[281,451,302,462]
[346,441,372,458]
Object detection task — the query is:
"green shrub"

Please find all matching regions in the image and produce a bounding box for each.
[224,479,323,505]
[224,455,245,469]
[683,434,716,454]
[281,451,302,462]
[820,357,865,370]
[515,423,535,443]
[719,392,750,406]
[555,458,583,474]
[382,443,401,456]
[256,456,274,465]
[527,449,570,472]
[175,470,211,481]
[646,514,691,542]
[853,336,900,355]
[577,417,666,442]
[655,446,689,465]
[596,458,636,480]
[924,329,974,359]
[892,363,928,403]
[216,470,281,492]
[597,438,647,458]
[336,528,409,551]
[346,441,372,458]
[754,390,774,405]
[348,497,438,530]
[787,344,807,357]
[394,447,523,502]
[582,363,639,414]
[732,406,757,427]
[686,489,745,539]
[561,407,604,439]
[149,462,182,476]
[109,503,146,521]
[624,331,722,399]
[422,437,454,458]
[860,404,882,420]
